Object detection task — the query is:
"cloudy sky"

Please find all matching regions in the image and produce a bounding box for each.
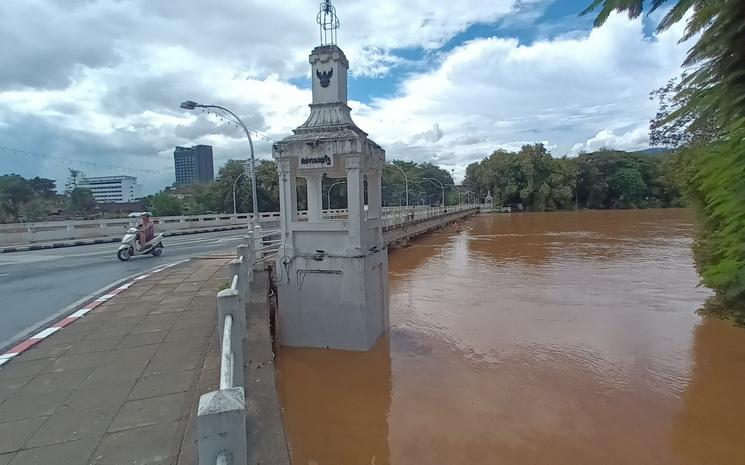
[0,0,691,193]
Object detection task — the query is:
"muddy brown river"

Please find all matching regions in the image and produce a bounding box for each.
[277,209,745,465]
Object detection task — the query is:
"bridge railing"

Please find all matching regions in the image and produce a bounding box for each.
[381,204,478,229]
[252,228,282,267]
[0,205,482,247]
[253,205,478,263]
[0,213,282,247]
[196,240,254,465]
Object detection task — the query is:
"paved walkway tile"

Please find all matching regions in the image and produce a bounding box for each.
[9,438,99,465]
[0,258,229,464]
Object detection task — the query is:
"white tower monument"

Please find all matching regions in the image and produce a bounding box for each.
[272,0,389,351]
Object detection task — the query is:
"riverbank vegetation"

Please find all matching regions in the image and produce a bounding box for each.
[143,159,456,215]
[463,145,681,211]
[0,174,99,222]
[583,0,745,319]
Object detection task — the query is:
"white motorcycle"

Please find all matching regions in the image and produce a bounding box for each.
[117,212,164,261]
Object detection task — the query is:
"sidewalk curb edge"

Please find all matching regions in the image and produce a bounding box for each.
[0,259,191,366]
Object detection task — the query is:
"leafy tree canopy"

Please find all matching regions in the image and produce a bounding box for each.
[583,0,745,317]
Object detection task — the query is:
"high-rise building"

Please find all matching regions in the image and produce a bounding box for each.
[77,175,142,203]
[174,145,214,186]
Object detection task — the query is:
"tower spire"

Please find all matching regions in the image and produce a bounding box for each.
[316,0,340,46]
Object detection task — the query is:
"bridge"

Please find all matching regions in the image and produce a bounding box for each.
[0,204,482,465]
[0,2,484,463]
[0,204,479,252]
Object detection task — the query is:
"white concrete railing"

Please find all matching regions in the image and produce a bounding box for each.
[381,204,479,229]
[251,205,480,265]
[0,213,281,247]
[0,205,484,247]
[252,228,282,266]
[197,241,254,465]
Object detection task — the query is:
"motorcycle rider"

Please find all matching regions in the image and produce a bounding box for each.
[136,212,155,251]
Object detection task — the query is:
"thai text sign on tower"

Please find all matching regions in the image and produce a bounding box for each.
[299,154,334,170]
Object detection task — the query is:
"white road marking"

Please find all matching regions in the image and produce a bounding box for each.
[31,327,60,339]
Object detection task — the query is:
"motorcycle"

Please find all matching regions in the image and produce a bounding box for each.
[117,212,164,261]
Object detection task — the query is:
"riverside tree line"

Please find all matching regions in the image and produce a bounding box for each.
[0,172,96,222]
[463,145,681,211]
[580,2,745,321]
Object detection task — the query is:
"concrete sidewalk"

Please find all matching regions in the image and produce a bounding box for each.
[0,259,227,465]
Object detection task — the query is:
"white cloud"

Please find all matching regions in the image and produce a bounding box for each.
[0,0,691,193]
[352,11,688,174]
[410,123,445,144]
[569,126,650,154]
[0,0,519,192]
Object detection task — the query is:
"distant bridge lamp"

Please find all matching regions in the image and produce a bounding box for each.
[384,163,409,207]
[422,177,446,207]
[326,180,346,210]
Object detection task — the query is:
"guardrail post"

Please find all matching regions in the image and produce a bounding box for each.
[217,289,246,389]
[236,245,253,283]
[197,387,247,465]
[251,226,263,267]
[227,259,247,304]
[245,232,259,274]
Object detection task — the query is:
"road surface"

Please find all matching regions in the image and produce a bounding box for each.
[0,228,249,349]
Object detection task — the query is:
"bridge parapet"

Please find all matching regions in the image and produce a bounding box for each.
[0,205,484,249]
[197,241,255,465]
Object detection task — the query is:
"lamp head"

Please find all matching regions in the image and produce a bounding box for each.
[179,100,199,110]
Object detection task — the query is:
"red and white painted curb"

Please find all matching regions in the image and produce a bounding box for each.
[0,259,189,368]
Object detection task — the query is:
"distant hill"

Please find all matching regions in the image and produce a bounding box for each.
[631,147,669,155]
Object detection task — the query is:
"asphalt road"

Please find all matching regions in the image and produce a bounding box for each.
[0,228,250,349]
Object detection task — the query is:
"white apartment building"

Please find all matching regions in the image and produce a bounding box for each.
[77,175,142,203]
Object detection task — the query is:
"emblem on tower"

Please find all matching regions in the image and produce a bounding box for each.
[316,68,333,87]
[316,0,340,46]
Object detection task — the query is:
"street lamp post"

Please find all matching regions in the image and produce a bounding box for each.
[327,180,345,210]
[384,163,408,207]
[232,172,247,214]
[180,100,259,230]
[464,190,477,205]
[453,186,463,205]
[422,177,446,207]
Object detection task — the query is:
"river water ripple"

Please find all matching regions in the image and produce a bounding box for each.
[278,209,745,465]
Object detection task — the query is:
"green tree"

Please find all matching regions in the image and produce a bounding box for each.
[464,147,676,211]
[20,198,50,221]
[0,174,34,220]
[608,167,646,208]
[28,177,56,198]
[380,160,454,206]
[144,192,184,216]
[70,187,96,214]
[182,159,280,214]
[64,169,84,194]
[583,0,745,317]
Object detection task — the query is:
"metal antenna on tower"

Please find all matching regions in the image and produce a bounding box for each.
[316,0,340,45]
